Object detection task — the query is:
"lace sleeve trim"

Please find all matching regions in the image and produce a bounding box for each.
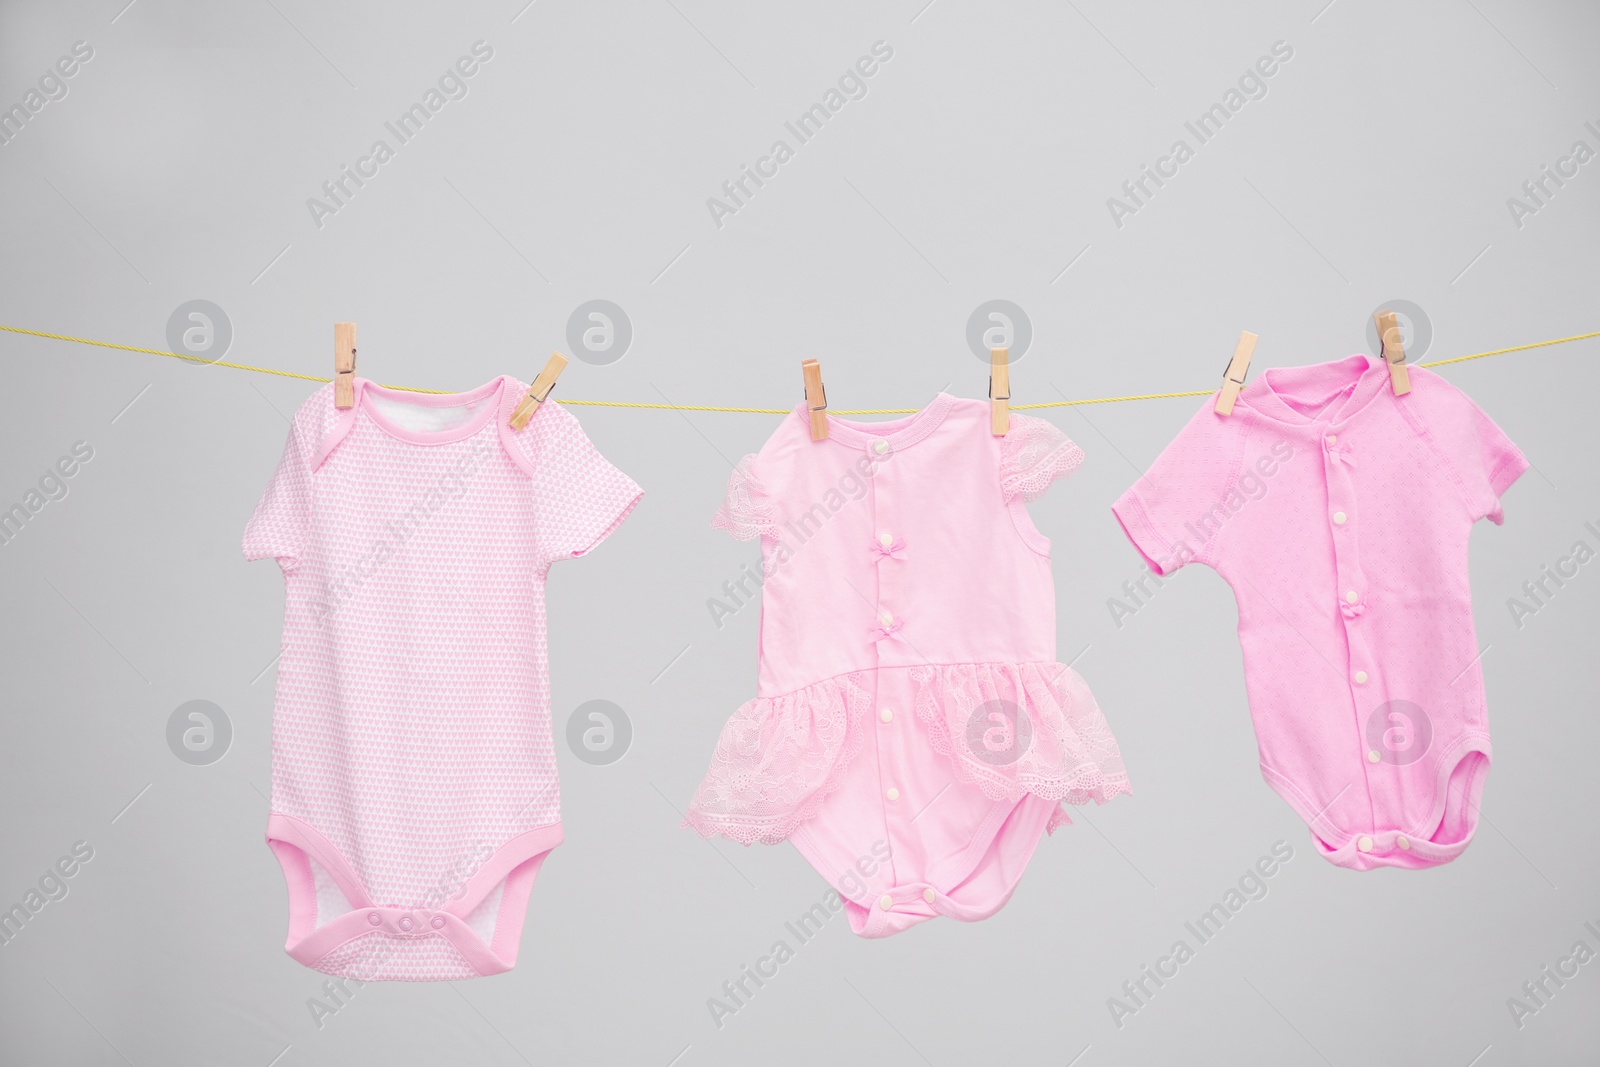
[1000,415,1084,502]
[710,454,777,540]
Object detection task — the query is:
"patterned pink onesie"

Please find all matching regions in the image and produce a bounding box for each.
[686,394,1130,936]
[1112,354,1526,870]
[244,376,640,979]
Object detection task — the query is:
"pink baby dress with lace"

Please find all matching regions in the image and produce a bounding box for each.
[685,393,1130,937]
[244,376,641,980]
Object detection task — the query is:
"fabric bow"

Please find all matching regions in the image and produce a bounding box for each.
[870,621,905,642]
[1339,599,1365,620]
[1326,441,1356,468]
[872,537,907,560]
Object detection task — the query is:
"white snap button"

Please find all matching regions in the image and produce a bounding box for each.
[1333,511,1347,525]
[880,611,894,626]
[873,440,890,455]
[398,916,413,932]
[431,915,446,929]
[1326,434,1337,445]
[878,532,893,547]
[886,787,900,802]
[880,708,893,723]
[923,888,936,904]
[1354,670,1368,684]
[1367,750,1381,763]
[1396,836,1411,850]
[879,894,894,910]
[368,912,382,926]
[1346,590,1359,604]
[1357,835,1374,852]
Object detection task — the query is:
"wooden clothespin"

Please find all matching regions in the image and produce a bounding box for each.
[1215,330,1258,416]
[801,358,828,441]
[989,347,1010,435]
[1375,310,1411,395]
[509,352,570,430]
[334,322,357,409]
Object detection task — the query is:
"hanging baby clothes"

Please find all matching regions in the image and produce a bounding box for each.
[685,393,1130,937]
[1112,354,1526,870]
[244,376,640,979]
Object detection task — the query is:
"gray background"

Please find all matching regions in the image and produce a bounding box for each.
[0,0,1596,1064]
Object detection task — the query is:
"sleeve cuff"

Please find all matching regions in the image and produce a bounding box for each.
[1111,490,1179,576]
[1484,448,1529,525]
[566,482,644,560]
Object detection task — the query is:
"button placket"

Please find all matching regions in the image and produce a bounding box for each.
[870,451,905,648]
[1323,428,1387,844]
[867,463,911,884]
[1323,430,1372,690]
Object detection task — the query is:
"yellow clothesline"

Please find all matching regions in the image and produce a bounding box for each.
[1,323,1594,414]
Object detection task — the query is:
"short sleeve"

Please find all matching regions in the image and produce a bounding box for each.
[1405,368,1528,525]
[1000,415,1085,502]
[1111,405,1240,575]
[528,404,642,563]
[243,419,312,566]
[711,454,777,540]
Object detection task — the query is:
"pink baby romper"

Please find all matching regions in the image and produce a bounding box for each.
[244,376,641,979]
[1112,354,1526,870]
[685,393,1130,937]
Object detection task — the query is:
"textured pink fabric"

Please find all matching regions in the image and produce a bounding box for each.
[244,377,640,979]
[687,395,1129,936]
[1112,355,1526,870]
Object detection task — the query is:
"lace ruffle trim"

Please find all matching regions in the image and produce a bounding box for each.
[682,662,1130,845]
[1000,415,1085,502]
[709,454,777,541]
[682,671,873,845]
[908,661,1131,809]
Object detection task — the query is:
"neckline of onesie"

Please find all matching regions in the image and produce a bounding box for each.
[805,391,956,452]
[1237,353,1389,431]
[355,375,510,446]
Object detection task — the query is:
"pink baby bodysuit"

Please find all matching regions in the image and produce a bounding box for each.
[685,394,1130,936]
[244,376,640,979]
[1113,354,1526,870]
